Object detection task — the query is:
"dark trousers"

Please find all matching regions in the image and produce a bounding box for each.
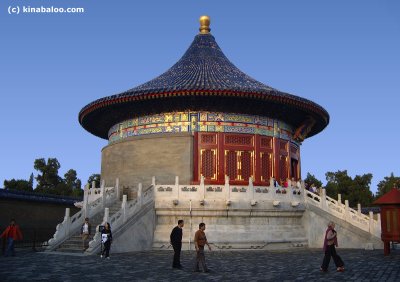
[172,243,182,267]
[193,246,208,272]
[5,238,15,257]
[101,241,111,258]
[321,244,344,270]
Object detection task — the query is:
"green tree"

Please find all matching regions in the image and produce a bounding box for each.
[325,170,374,207]
[34,158,62,194]
[4,178,33,192]
[87,174,101,188]
[304,172,323,190]
[64,169,83,197]
[376,173,400,198]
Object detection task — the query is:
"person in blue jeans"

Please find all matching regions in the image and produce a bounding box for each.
[1,219,23,257]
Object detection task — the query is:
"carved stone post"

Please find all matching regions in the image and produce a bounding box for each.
[138,183,143,207]
[338,194,342,205]
[225,175,231,201]
[249,176,254,200]
[83,184,89,218]
[321,188,327,210]
[101,180,106,208]
[369,211,374,234]
[115,178,120,201]
[92,181,96,189]
[357,203,361,215]
[175,176,179,201]
[103,207,109,224]
[200,175,205,200]
[344,200,349,221]
[122,195,127,223]
[64,208,71,237]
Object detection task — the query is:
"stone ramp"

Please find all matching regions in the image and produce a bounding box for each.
[303,203,383,249]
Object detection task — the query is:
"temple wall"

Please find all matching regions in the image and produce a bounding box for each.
[101,133,193,191]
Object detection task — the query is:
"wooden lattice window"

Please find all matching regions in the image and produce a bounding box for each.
[280,155,288,180]
[225,135,253,146]
[261,153,272,181]
[201,134,216,144]
[226,151,238,180]
[260,137,272,149]
[240,151,252,181]
[201,149,216,179]
[280,141,288,152]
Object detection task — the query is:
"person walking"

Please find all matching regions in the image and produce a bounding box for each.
[170,219,184,269]
[320,221,345,272]
[193,222,211,273]
[1,219,23,257]
[100,222,112,259]
[81,217,91,251]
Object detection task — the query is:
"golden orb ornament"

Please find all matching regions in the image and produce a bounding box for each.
[199,15,211,34]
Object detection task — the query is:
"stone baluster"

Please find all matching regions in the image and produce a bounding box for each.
[64,208,71,237]
[320,188,327,210]
[357,203,361,215]
[175,176,179,201]
[249,177,254,200]
[338,194,342,205]
[138,183,143,206]
[101,180,106,208]
[115,178,120,201]
[122,195,127,223]
[92,181,96,189]
[103,208,109,224]
[368,211,374,234]
[200,175,205,200]
[225,175,230,202]
[83,184,89,218]
[344,200,349,221]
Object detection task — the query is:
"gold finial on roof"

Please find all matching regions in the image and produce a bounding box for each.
[199,15,211,34]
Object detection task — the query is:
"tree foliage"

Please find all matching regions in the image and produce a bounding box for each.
[4,178,33,192]
[324,170,374,207]
[87,174,101,188]
[304,172,323,190]
[34,158,62,194]
[375,173,400,198]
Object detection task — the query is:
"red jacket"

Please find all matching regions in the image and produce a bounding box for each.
[1,224,23,241]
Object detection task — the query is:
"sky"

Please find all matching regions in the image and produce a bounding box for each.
[0,0,399,194]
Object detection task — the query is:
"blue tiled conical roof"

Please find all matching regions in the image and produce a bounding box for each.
[79,27,329,140]
[125,34,276,94]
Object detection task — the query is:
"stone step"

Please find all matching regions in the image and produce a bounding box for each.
[56,248,85,253]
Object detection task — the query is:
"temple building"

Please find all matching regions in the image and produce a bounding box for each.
[79,16,329,189]
[45,16,382,253]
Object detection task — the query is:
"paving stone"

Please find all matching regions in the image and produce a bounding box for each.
[0,249,399,281]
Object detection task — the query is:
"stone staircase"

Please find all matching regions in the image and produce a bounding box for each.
[56,201,122,253]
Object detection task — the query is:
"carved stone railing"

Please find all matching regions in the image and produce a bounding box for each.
[155,175,304,208]
[304,188,381,237]
[45,179,119,251]
[85,183,154,254]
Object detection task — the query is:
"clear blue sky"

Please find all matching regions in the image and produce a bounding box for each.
[1,0,399,194]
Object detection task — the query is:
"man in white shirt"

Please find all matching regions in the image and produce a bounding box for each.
[81,218,91,250]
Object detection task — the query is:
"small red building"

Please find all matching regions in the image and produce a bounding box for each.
[373,187,400,255]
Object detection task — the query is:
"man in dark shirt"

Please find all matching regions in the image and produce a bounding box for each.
[170,219,184,269]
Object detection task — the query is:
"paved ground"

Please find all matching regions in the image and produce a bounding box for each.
[0,248,399,281]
